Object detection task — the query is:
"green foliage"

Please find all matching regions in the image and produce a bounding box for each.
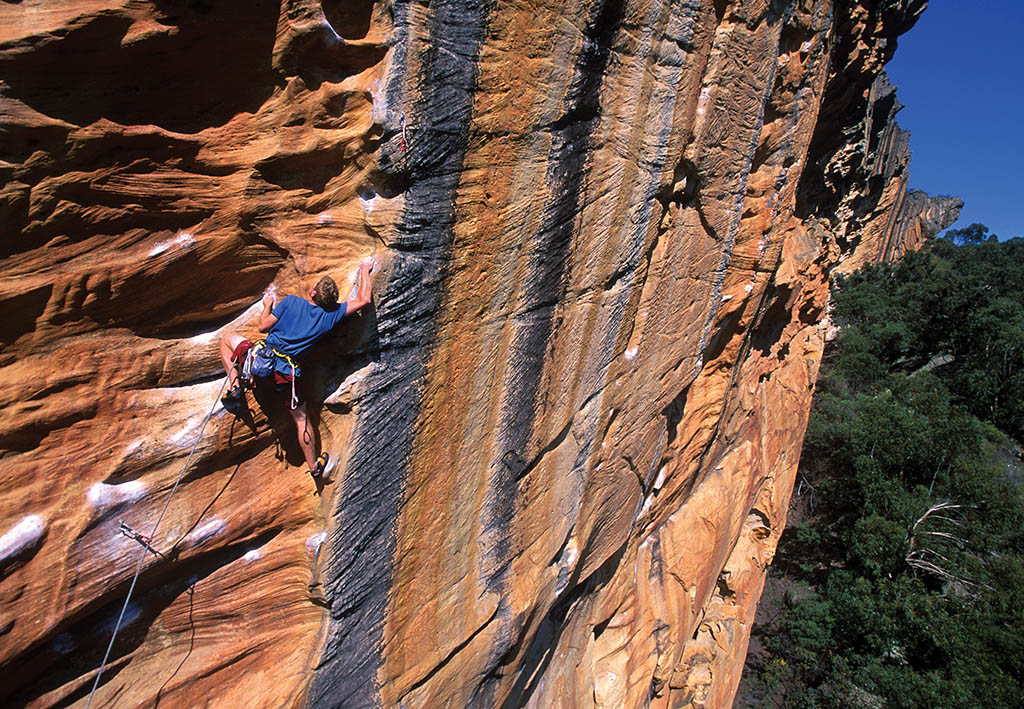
[827,233,1024,437]
[945,223,996,245]
[743,232,1024,707]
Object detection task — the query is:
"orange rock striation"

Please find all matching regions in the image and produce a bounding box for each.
[0,0,959,707]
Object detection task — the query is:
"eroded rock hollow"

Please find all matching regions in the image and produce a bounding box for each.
[0,0,959,706]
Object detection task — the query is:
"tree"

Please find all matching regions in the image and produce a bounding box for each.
[945,223,995,245]
[740,231,1024,707]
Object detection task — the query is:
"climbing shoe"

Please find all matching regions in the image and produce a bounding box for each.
[310,451,329,482]
[221,385,245,416]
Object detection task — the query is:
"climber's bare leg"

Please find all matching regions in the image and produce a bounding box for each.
[219,333,247,388]
[288,402,318,472]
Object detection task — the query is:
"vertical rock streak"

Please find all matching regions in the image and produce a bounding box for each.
[684,0,832,505]
[690,4,786,381]
[483,0,629,596]
[309,1,491,705]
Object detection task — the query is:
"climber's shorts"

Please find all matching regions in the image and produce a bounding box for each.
[231,339,252,365]
[273,371,303,407]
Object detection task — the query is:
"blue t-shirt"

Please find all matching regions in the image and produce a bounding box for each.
[265,295,348,373]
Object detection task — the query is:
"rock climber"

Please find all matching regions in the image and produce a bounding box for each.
[218,259,374,483]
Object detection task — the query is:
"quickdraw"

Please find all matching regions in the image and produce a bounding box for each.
[269,345,301,410]
[118,521,165,559]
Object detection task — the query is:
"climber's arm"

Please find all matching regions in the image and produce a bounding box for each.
[344,259,374,314]
[257,295,279,332]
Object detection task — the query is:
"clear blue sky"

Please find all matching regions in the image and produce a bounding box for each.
[886,0,1024,240]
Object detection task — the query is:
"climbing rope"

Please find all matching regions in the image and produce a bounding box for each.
[86,376,228,709]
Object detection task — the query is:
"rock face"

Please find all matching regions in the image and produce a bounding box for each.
[0,0,958,707]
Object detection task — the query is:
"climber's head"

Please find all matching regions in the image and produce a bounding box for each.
[311,276,339,310]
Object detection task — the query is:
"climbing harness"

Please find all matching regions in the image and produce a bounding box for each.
[240,339,301,410]
[240,340,275,382]
[85,376,227,709]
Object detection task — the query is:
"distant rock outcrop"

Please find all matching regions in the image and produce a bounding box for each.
[0,0,956,706]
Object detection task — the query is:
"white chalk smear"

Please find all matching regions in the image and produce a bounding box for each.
[228,283,280,329]
[170,415,203,444]
[306,531,327,551]
[368,80,385,122]
[148,232,195,258]
[624,346,638,361]
[638,496,652,518]
[721,294,732,302]
[654,465,668,491]
[243,549,262,563]
[87,481,146,509]
[345,369,368,386]
[744,283,754,293]
[188,330,219,346]
[318,212,333,224]
[190,518,226,544]
[561,541,578,569]
[696,86,711,116]
[0,515,46,562]
[800,39,813,53]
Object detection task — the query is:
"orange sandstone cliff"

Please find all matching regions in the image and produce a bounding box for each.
[0,0,959,707]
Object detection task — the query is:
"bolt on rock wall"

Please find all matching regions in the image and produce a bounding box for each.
[0,0,959,707]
